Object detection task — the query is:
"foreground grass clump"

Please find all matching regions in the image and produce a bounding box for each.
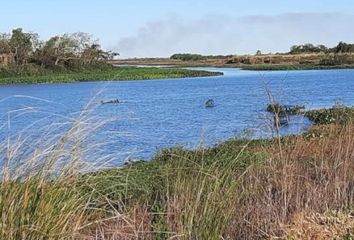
[0,117,97,240]
[0,66,222,85]
[79,141,266,239]
[0,177,85,240]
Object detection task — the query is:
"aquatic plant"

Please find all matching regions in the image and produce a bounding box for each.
[0,67,222,85]
[267,103,305,115]
[306,105,354,125]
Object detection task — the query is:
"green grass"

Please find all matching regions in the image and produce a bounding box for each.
[77,139,266,239]
[0,66,223,85]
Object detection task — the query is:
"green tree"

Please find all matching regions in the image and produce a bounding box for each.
[9,28,38,65]
[333,42,354,53]
[81,43,119,63]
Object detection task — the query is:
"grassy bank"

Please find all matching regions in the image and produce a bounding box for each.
[0,66,223,85]
[1,107,354,239]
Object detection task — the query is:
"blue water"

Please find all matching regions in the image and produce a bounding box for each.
[1,68,354,165]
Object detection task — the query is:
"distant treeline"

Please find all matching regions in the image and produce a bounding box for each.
[0,28,118,77]
[290,42,354,54]
[170,53,233,61]
[170,42,354,62]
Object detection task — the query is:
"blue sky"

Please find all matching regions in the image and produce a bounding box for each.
[1,0,354,57]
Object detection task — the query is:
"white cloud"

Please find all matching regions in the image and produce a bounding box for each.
[114,13,354,58]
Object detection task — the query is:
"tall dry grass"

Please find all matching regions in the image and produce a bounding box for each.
[84,123,354,239]
[227,123,354,239]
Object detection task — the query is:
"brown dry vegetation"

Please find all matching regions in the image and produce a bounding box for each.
[73,123,354,239]
[227,124,354,239]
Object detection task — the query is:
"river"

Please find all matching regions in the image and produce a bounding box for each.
[1,67,354,165]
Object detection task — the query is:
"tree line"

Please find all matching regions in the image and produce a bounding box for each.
[170,53,233,61]
[290,42,354,54]
[0,28,118,74]
[170,42,354,62]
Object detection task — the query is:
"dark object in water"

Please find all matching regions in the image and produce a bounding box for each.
[274,114,289,127]
[267,104,305,115]
[279,117,289,126]
[124,157,142,166]
[101,99,119,104]
[267,103,304,127]
[205,99,214,108]
[124,158,135,166]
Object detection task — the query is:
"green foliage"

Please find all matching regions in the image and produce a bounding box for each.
[0,33,11,54]
[170,53,233,61]
[170,53,206,61]
[333,42,354,53]
[290,42,354,55]
[267,103,305,115]
[0,28,118,73]
[305,106,354,125]
[9,28,39,65]
[290,43,328,54]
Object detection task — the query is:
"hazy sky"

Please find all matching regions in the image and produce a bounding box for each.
[1,0,354,57]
